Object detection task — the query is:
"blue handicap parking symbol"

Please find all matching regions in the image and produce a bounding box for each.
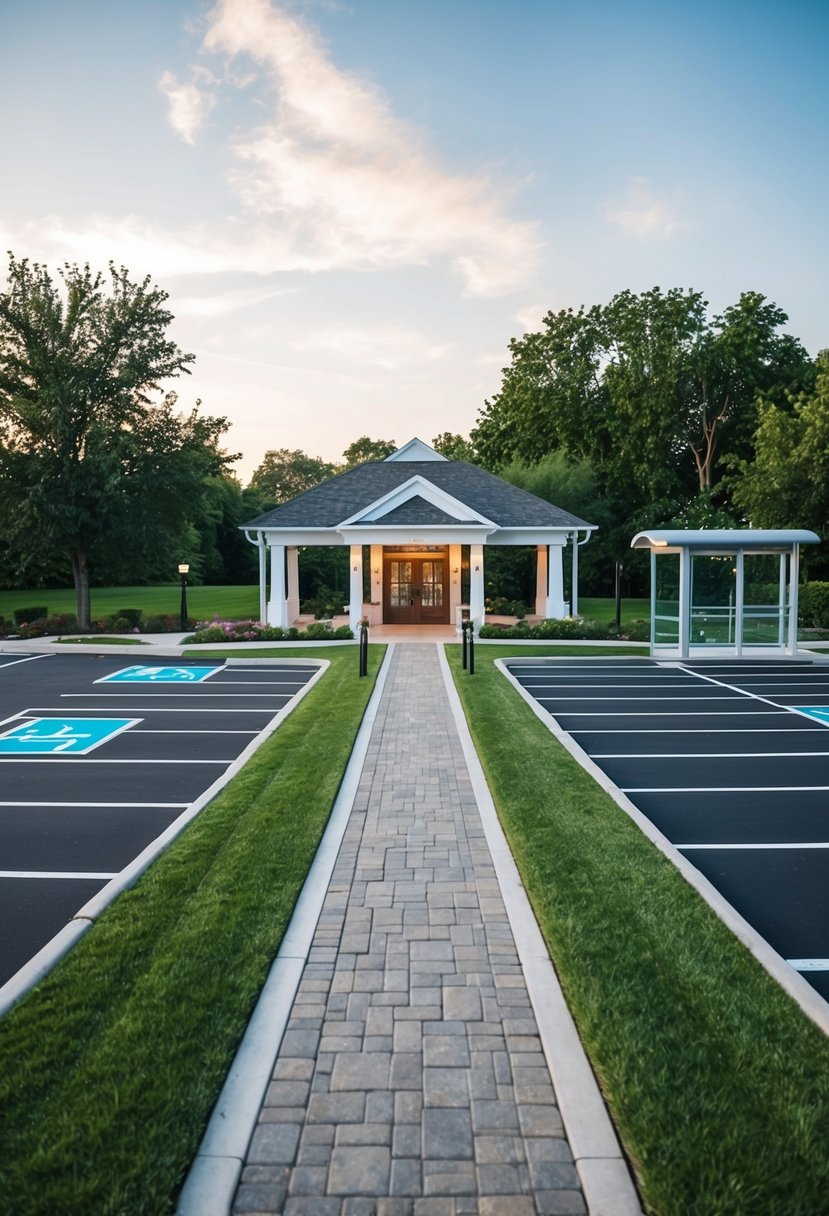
[0,717,138,755]
[795,706,829,726]
[97,665,221,684]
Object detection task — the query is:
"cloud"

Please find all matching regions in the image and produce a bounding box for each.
[606,177,684,241]
[198,0,540,295]
[3,1,540,300]
[158,70,215,143]
[173,283,297,317]
[290,326,454,371]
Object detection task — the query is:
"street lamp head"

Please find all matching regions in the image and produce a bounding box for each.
[178,563,190,575]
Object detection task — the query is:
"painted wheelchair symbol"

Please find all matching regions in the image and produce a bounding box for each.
[97,665,221,684]
[0,717,139,755]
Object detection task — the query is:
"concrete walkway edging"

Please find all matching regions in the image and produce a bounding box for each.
[176,645,396,1216]
[438,647,643,1216]
[496,658,829,1039]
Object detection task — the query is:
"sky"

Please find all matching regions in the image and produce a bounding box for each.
[1,0,827,482]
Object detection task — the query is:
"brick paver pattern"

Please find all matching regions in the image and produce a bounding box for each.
[232,644,586,1216]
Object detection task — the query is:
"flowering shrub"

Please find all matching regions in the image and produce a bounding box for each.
[479,616,649,641]
[17,613,78,638]
[182,618,353,644]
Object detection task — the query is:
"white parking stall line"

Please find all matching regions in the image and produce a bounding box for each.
[0,758,228,765]
[131,729,258,735]
[676,842,829,850]
[622,785,829,793]
[788,959,829,971]
[0,801,188,808]
[570,728,823,734]
[539,710,791,717]
[593,751,829,759]
[208,680,309,687]
[28,706,280,714]
[0,870,118,879]
[516,682,702,690]
[533,694,746,702]
[62,693,294,699]
[0,654,54,670]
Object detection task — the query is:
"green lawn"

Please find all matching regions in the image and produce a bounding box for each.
[0,645,384,1216]
[449,645,829,1216]
[0,585,650,627]
[0,584,260,623]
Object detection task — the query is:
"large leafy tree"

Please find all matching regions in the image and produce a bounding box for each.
[341,436,396,467]
[0,255,233,625]
[731,351,829,542]
[474,287,812,507]
[248,447,336,509]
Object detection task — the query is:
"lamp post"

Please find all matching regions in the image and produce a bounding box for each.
[178,563,189,630]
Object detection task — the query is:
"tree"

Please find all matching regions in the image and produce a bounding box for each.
[341,436,396,467]
[248,447,335,508]
[0,255,234,625]
[730,350,829,544]
[474,287,811,504]
[431,432,477,462]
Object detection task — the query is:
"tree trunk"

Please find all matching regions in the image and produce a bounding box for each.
[71,548,91,630]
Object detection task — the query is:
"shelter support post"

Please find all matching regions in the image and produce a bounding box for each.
[735,550,744,657]
[546,541,568,619]
[788,543,800,655]
[678,546,691,660]
[779,554,787,647]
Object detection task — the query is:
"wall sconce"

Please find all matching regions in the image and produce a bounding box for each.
[453,568,459,574]
[374,567,380,575]
[474,565,480,572]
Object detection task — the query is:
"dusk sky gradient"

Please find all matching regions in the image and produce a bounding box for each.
[2,0,827,479]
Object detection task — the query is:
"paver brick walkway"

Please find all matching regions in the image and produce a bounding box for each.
[232,644,587,1216]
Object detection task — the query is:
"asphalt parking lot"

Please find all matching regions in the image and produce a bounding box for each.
[502,655,829,1002]
[0,652,321,993]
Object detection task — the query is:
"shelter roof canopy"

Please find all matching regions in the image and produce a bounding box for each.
[631,528,820,552]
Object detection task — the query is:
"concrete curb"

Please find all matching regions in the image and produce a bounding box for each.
[496,657,829,1038]
[176,644,396,1216]
[0,658,329,1020]
[438,647,643,1216]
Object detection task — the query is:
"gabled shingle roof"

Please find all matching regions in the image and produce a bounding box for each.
[243,461,593,530]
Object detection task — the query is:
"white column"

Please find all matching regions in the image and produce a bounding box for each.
[649,551,656,653]
[535,545,548,616]
[370,544,383,624]
[546,542,567,618]
[258,534,267,626]
[349,544,364,634]
[570,533,578,618]
[470,544,485,627]
[286,547,300,626]
[267,544,287,628]
[449,544,462,625]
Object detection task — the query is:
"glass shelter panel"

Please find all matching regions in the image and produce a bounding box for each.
[743,552,788,647]
[690,554,736,646]
[653,552,680,647]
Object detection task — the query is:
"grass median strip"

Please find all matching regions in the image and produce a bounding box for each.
[448,644,829,1216]
[0,644,384,1216]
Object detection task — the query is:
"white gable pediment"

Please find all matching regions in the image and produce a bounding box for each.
[384,437,446,462]
[339,475,495,528]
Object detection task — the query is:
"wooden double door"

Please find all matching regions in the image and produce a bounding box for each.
[383,554,450,624]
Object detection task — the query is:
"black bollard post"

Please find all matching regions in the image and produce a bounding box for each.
[462,620,468,670]
[468,622,475,675]
[359,620,368,677]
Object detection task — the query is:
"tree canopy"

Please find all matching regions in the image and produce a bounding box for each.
[474,287,812,506]
[248,447,336,508]
[0,255,234,624]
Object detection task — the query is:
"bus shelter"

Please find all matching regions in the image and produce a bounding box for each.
[630,529,820,658]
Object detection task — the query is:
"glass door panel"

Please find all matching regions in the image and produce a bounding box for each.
[389,561,412,609]
[421,561,443,608]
